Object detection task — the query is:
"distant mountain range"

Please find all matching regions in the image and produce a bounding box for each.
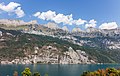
[0,19,120,64]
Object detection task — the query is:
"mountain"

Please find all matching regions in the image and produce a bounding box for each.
[0,19,37,27]
[1,19,120,64]
[0,28,95,64]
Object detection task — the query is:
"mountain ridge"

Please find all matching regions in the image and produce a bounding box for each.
[0,19,120,64]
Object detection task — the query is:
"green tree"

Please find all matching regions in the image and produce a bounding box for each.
[32,72,41,76]
[22,68,32,76]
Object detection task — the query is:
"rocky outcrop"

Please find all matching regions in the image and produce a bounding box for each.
[1,46,95,64]
[0,31,2,36]
[34,46,95,64]
[0,19,38,27]
[59,47,95,64]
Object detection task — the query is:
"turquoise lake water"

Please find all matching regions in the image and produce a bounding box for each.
[0,64,120,76]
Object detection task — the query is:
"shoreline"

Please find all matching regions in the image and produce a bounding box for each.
[0,63,119,65]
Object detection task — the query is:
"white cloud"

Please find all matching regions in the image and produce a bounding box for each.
[15,7,25,18]
[0,2,20,12]
[53,14,73,25]
[33,12,40,17]
[85,19,97,28]
[99,22,118,30]
[89,19,97,24]
[0,2,25,18]
[37,10,56,20]
[72,27,82,32]
[33,10,56,20]
[62,26,69,32]
[85,24,96,28]
[73,19,87,25]
[33,10,86,26]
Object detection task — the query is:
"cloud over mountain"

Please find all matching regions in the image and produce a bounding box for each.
[33,10,86,26]
[0,2,25,18]
[99,22,118,30]
[44,22,59,29]
[72,27,82,32]
[15,7,25,18]
[85,19,97,28]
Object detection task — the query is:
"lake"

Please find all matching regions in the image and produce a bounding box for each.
[0,64,120,76]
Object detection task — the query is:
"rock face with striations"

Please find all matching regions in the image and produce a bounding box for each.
[59,47,95,64]
[25,46,95,64]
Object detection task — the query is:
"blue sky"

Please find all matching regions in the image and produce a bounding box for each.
[0,0,120,31]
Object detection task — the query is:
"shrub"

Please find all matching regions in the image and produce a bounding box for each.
[32,72,41,76]
[81,68,120,76]
[21,68,32,76]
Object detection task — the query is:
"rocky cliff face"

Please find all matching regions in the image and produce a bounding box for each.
[8,46,95,64]
[34,46,94,64]
[0,28,95,64]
